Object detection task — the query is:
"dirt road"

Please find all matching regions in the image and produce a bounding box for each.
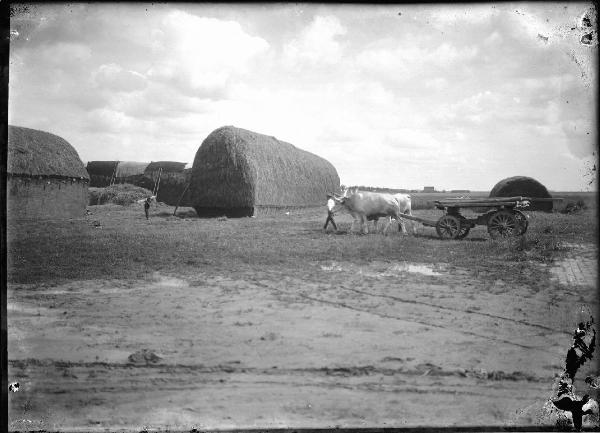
[8,247,598,431]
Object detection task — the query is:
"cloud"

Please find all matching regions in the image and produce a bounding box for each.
[355,41,478,81]
[283,15,347,67]
[425,77,448,91]
[38,42,92,70]
[7,4,597,191]
[83,108,134,133]
[115,83,213,120]
[483,31,503,45]
[561,117,597,158]
[432,72,581,130]
[426,4,496,27]
[93,64,147,93]
[146,10,269,97]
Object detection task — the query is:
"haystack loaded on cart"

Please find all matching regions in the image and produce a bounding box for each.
[397,196,558,240]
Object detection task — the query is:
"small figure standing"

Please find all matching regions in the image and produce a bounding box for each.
[323,194,338,231]
[144,197,152,220]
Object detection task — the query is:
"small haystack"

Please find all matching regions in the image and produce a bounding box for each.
[86,161,119,187]
[490,176,553,211]
[7,125,89,219]
[190,126,340,217]
[126,167,192,206]
[140,161,190,206]
[144,161,187,175]
[88,183,153,206]
[87,161,151,187]
[115,161,149,178]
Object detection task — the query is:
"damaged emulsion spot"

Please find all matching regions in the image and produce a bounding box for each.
[550,311,597,431]
[9,382,20,392]
[9,3,31,17]
[585,375,600,389]
[578,7,597,46]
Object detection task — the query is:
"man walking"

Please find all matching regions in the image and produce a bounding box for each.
[323,194,338,232]
[144,196,152,220]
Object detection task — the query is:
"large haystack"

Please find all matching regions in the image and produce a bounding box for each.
[490,176,553,211]
[190,126,340,217]
[7,125,89,219]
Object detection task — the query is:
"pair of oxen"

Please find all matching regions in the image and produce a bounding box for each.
[331,188,417,235]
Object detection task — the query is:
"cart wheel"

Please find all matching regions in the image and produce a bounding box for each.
[487,210,519,239]
[436,215,461,239]
[514,211,529,235]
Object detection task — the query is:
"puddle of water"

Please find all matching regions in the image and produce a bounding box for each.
[389,263,443,276]
[320,263,344,272]
[7,303,65,318]
[150,272,190,289]
[320,261,444,277]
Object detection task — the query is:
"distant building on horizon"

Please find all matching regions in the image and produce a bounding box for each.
[422,186,435,193]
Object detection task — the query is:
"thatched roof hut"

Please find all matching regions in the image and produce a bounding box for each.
[9,126,89,179]
[7,125,89,219]
[490,176,553,211]
[190,126,340,217]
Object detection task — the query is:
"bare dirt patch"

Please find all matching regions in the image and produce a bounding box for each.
[8,261,598,430]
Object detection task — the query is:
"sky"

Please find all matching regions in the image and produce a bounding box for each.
[8,2,598,191]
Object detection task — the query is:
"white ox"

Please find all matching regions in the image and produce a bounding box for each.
[370,193,417,235]
[334,189,413,235]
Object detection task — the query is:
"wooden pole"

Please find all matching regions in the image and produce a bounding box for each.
[152,167,162,196]
[109,161,119,186]
[153,167,162,197]
[173,182,191,216]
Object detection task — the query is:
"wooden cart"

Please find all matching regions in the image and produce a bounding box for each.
[398,196,539,240]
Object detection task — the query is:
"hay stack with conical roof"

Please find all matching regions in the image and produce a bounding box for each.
[7,125,90,219]
[190,126,340,217]
[490,176,553,211]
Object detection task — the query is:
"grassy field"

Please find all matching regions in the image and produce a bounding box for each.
[6,201,597,287]
[6,200,599,430]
